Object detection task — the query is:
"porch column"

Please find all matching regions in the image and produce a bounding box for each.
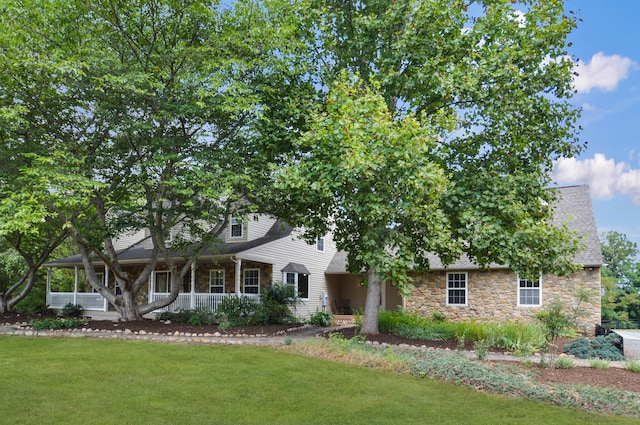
[190,263,196,310]
[46,268,51,307]
[73,266,79,305]
[103,265,110,312]
[235,258,242,296]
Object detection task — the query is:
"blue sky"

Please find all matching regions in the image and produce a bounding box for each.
[551,0,640,250]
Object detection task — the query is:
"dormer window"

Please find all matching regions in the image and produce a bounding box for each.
[230,218,243,238]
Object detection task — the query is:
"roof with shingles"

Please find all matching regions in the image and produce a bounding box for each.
[45,221,294,267]
[325,185,603,273]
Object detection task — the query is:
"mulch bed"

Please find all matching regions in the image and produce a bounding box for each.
[3,312,639,393]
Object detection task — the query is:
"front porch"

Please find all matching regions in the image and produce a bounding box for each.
[48,291,262,313]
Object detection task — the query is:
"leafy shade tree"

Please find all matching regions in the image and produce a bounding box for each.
[0,0,300,320]
[275,75,457,332]
[274,0,584,334]
[600,231,640,325]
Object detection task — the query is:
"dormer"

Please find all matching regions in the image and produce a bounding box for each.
[224,214,278,243]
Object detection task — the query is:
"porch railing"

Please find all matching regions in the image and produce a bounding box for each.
[150,292,261,312]
[49,291,261,312]
[48,292,107,311]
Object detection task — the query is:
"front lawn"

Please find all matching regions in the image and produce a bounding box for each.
[0,336,635,424]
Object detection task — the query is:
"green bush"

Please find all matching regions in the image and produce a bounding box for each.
[155,309,193,323]
[61,303,84,317]
[31,317,88,330]
[562,334,624,361]
[624,360,640,373]
[552,357,575,369]
[309,311,334,327]
[13,286,51,314]
[186,308,218,326]
[216,296,259,326]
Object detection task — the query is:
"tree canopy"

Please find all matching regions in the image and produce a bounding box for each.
[271,0,584,333]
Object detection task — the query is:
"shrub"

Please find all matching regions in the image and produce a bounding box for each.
[309,311,334,327]
[257,283,300,325]
[474,338,493,361]
[13,287,51,314]
[61,303,84,317]
[31,317,88,330]
[562,334,624,361]
[624,360,640,373]
[552,356,575,369]
[155,309,196,323]
[217,296,259,326]
[186,308,217,326]
[588,358,610,369]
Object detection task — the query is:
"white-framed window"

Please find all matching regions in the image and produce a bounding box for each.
[518,276,542,307]
[243,269,260,294]
[446,272,467,306]
[284,271,309,299]
[230,218,243,238]
[209,270,225,294]
[154,270,171,293]
[316,236,325,252]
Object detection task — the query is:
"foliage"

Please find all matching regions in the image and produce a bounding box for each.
[308,310,334,327]
[552,357,575,369]
[13,285,50,314]
[186,308,218,326]
[474,339,493,361]
[562,335,624,361]
[257,283,300,325]
[214,296,259,327]
[271,0,584,334]
[600,231,640,323]
[0,0,302,320]
[624,360,640,374]
[30,317,88,330]
[61,303,84,318]
[589,358,610,369]
[536,301,577,364]
[378,309,548,355]
[155,310,194,324]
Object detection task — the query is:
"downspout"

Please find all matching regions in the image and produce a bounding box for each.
[231,256,242,296]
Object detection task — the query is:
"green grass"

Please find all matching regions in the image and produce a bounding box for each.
[0,337,637,425]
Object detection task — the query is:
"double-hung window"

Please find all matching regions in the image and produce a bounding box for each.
[230,218,243,238]
[518,276,541,307]
[446,272,467,306]
[285,272,309,299]
[243,269,260,294]
[154,271,171,293]
[209,270,225,294]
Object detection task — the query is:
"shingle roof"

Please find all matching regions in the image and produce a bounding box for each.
[45,221,294,267]
[326,185,603,273]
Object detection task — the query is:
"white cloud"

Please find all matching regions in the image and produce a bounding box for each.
[573,52,638,93]
[553,153,640,204]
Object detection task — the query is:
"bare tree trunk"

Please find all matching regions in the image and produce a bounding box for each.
[0,295,8,313]
[119,288,141,321]
[362,266,381,335]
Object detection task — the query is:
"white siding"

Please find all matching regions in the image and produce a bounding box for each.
[113,229,146,250]
[239,228,337,318]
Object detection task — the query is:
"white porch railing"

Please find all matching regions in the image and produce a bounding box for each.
[49,291,261,312]
[150,293,261,312]
[48,292,107,311]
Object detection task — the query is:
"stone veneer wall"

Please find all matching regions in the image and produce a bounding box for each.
[405,267,601,333]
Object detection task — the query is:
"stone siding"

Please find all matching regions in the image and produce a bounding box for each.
[406,268,601,333]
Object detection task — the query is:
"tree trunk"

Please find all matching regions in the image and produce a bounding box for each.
[0,295,7,313]
[361,266,382,335]
[119,288,142,321]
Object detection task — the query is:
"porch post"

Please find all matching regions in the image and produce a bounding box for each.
[73,266,79,305]
[104,265,110,312]
[46,268,51,307]
[235,258,242,296]
[190,263,196,310]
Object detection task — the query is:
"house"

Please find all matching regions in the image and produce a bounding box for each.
[45,185,603,329]
[324,185,603,331]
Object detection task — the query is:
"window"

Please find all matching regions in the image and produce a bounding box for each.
[316,236,325,252]
[243,269,260,294]
[446,272,467,306]
[518,276,541,307]
[209,270,225,294]
[285,272,309,299]
[230,218,243,238]
[154,271,171,293]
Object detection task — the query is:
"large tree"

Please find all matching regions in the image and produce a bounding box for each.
[273,0,584,334]
[0,0,300,320]
[600,231,640,324]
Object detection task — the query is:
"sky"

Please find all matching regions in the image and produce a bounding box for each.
[551,0,640,251]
